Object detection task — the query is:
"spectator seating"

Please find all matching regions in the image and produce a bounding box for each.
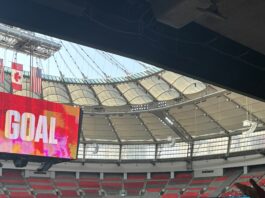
[220,171,265,197]
[101,175,123,196]
[124,174,146,196]
[146,173,169,194]
[0,168,261,197]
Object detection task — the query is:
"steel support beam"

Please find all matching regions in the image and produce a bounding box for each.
[137,116,157,143]
[153,111,193,143]
[226,136,231,158]
[136,80,158,102]
[107,116,122,145]
[84,89,228,115]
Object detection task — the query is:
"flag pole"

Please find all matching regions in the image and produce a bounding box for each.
[12,51,18,94]
[30,46,33,98]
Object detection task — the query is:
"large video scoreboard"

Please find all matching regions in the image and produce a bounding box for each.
[0,92,81,160]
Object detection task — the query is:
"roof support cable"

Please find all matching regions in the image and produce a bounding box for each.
[137,61,152,70]
[70,42,110,79]
[69,43,106,79]
[52,54,74,104]
[96,50,131,76]
[60,41,102,105]
[59,40,89,79]
[48,37,77,79]
[52,55,65,80]
[58,50,77,79]
[78,45,110,79]
[104,51,131,76]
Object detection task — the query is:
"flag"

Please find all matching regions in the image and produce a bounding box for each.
[11,62,23,91]
[0,59,4,83]
[31,67,42,94]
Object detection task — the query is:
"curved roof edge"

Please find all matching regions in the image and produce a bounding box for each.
[4,66,162,85]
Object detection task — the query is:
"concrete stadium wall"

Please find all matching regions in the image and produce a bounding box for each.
[0,154,264,177]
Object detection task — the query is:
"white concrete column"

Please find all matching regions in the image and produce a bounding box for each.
[170,171,174,179]
[243,166,248,174]
[100,172,104,180]
[76,172,80,179]
[147,172,151,179]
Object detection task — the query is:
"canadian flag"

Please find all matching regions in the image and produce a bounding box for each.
[11,62,23,91]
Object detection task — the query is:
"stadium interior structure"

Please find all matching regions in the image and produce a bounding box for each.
[0,0,264,197]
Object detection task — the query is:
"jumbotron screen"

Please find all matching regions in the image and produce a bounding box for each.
[0,92,81,159]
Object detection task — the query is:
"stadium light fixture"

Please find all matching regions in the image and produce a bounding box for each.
[13,157,28,168]
[165,116,174,125]
[116,161,121,166]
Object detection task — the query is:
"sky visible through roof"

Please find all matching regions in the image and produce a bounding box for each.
[0,28,157,80]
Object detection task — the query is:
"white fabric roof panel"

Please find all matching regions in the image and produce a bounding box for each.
[169,105,222,136]
[181,121,221,137]
[139,76,180,101]
[218,115,247,132]
[169,105,201,120]
[254,111,265,122]
[140,113,179,141]
[67,84,98,106]
[226,93,265,123]
[42,81,71,103]
[197,96,247,131]
[110,115,153,142]
[160,71,206,95]
[82,114,118,142]
[92,85,126,106]
[116,82,153,104]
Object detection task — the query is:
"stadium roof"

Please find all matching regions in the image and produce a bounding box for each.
[0,0,264,101]
[0,1,265,162]
[2,65,265,145]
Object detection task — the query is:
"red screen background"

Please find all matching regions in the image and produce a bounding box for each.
[0,92,80,159]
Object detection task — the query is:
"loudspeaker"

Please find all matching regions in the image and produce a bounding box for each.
[13,158,28,168]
